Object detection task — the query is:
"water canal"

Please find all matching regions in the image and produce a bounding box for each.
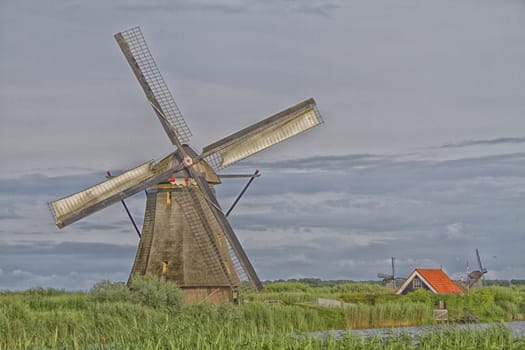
[315,320,525,339]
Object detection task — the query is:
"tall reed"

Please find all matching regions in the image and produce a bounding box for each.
[344,302,433,328]
[1,291,523,349]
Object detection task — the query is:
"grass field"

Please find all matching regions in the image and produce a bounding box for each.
[1,277,524,349]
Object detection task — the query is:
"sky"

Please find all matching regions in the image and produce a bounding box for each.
[0,0,524,290]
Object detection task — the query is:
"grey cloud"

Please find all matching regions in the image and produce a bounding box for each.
[0,242,136,290]
[243,154,386,172]
[2,0,525,286]
[0,147,524,288]
[232,153,525,204]
[117,2,246,15]
[74,221,130,232]
[0,269,128,291]
[288,1,341,18]
[0,206,19,220]
[0,241,135,259]
[114,0,341,17]
[439,137,525,149]
[223,151,525,280]
[0,172,104,198]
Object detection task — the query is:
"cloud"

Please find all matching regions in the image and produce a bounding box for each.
[223,151,525,279]
[0,268,127,291]
[1,145,524,288]
[438,137,525,149]
[0,206,19,220]
[440,222,469,241]
[113,0,341,17]
[288,1,341,18]
[116,1,247,14]
[0,242,137,290]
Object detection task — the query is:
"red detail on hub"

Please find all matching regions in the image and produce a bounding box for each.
[184,177,189,185]
[169,177,176,184]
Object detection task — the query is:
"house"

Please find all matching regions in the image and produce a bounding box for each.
[396,268,463,295]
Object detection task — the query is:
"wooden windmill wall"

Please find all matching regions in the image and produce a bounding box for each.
[128,154,241,303]
[130,185,237,302]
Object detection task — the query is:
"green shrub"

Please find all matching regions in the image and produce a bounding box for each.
[331,282,387,294]
[24,287,67,296]
[405,288,434,304]
[264,281,310,292]
[248,291,322,304]
[341,292,381,305]
[90,280,132,303]
[129,274,184,313]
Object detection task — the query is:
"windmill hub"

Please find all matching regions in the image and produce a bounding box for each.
[183,155,193,167]
[48,26,323,303]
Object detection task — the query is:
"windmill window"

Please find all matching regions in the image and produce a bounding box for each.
[413,278,422,289]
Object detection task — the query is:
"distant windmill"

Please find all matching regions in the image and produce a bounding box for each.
[468,249,488,288]
[377,257,405,290]
[48,27,323,303]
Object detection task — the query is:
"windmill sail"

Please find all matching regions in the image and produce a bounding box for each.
[49,153,180,228]
[202,98,322,170]
[115,27,192,145]
[476,248,487,273]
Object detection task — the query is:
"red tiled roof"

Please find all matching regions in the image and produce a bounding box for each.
[415,268,463,294]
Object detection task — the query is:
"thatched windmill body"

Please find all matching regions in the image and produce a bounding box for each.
[49,27,323,302]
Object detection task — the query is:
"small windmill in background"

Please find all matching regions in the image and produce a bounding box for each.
[467,248,488,289]
[377,257,405,290]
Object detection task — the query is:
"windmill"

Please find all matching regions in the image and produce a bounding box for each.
[48,27,323,303]
[467,249,488,288]
[377,257,404,290]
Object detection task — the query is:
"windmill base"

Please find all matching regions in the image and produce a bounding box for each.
[181,286,234,303]
[384,280,396,290]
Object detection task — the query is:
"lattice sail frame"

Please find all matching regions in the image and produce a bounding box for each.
[115,27,192,145]
[203,98,323,170]
[49,153,180,228]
